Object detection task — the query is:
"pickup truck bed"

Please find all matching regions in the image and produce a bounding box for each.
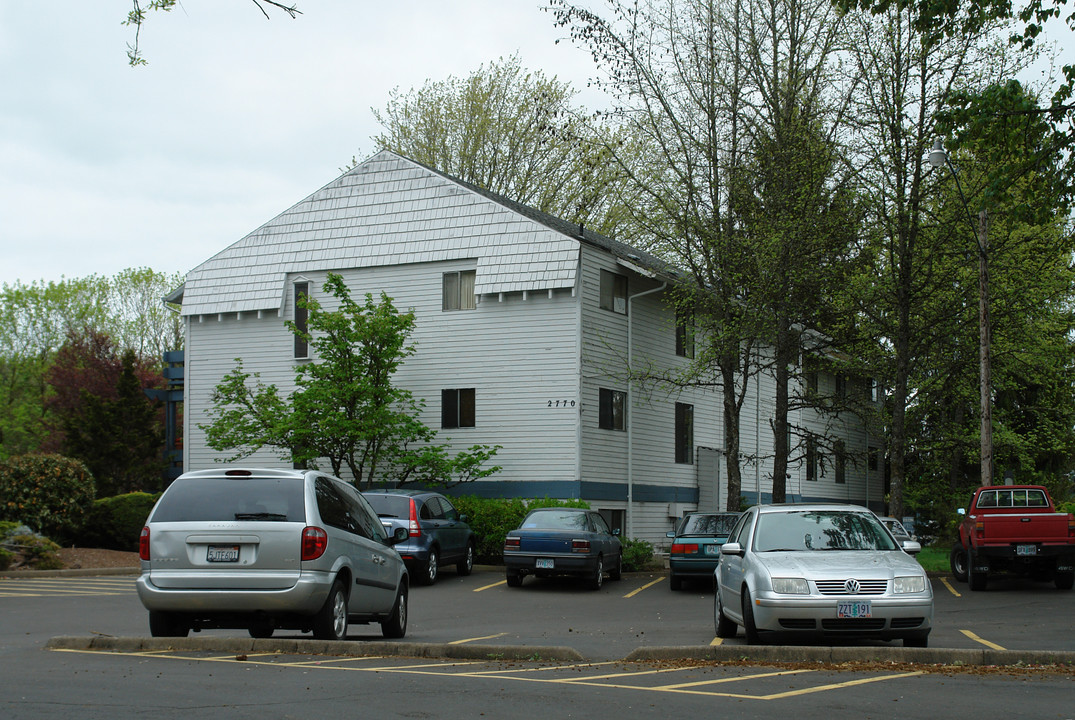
[950,485,1075,591]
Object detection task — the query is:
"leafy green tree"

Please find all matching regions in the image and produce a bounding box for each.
[370,54,641,240]
[61,349,166,496]
[202,273,500,489]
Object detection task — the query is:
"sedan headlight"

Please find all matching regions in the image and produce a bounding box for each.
[892,575,926,594]
[772,577,809,594]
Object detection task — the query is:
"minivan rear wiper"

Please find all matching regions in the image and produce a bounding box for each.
[234,512,288,521]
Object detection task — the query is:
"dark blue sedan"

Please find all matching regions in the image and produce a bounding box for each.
[503,508,622,590]
[666,512,740,590]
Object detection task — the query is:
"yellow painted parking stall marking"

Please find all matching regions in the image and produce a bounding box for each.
[48,648,930,701]
[960,629,1005,650]
[473,579,507,592]
[940,577,962,597]
[0,577,136,598]
[449,633,508,644]
[623,577,664,598]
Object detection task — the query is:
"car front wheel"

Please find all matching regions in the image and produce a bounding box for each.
[742,588,760,644]
[714,590,737,638]
[381,583,408,639]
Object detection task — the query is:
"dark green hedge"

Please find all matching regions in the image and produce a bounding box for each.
[78,492,160,551]
[452,496,589,562]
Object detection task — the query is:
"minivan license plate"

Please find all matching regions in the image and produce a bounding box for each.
[837,601,872,619]
[207,545,240,562]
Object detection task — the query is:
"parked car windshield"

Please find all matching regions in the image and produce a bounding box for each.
[678,514,738,537]
[753,511,898,552]
[150,478,306,523]
[521,510,590,531]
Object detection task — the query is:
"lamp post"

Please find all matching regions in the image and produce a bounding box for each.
[928,138,994,486]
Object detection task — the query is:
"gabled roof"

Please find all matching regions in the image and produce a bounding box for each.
[177,151,673,317]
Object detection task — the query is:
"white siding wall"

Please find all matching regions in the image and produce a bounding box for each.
[578,246,724,540]
[184,260,583,488]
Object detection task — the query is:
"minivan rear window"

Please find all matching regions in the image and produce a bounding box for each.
[150,477,306,523]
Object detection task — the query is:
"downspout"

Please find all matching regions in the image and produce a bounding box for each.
[627,280,666,540]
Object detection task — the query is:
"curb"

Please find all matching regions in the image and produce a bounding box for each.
[45,636,584,662]
[45,635,1075,668]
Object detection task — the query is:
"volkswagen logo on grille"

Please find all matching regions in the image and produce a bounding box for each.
[845,579,860,594]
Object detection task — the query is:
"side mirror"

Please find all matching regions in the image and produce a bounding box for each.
[459,514,469,523]
[957,508,966,516]
[388,526,408,545]
[666,531,675,539]
[720,542,744,557]
[901,540,922,555]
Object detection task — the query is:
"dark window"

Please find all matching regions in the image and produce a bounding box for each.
[315,477,350,532]
[675,403,694,464]
[294,281,309,359]
[600,270,628,314]
[148,477,305,523]
[868,446,879,472]
[675,308,695,358]
[599,509,625,537]
[443,270,476,311]
[834,440,846,484]
[836,375,847,399]
[598,388,626,431]
[442,388,476,428]
[806,437,818,482]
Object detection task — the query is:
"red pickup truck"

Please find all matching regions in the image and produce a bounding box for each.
[949,485,1075,591]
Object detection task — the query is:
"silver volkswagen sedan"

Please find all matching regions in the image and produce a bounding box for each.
[714,504,933,647]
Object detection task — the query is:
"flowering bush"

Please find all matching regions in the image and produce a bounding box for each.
[0,454,96,541]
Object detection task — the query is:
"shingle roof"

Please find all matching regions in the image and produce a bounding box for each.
[177,151,672,316]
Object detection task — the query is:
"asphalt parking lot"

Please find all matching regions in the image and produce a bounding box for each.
[8,566,1075,665]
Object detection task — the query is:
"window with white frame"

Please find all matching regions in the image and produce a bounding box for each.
[294,280,310,359]
[600,270,628,314]
[598,388,626,431]
[675,308,695,358]
[441,388,476,428]
[443,270,476,311]
[675,402,694,464]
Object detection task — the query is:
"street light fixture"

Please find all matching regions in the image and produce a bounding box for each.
[928,138,994,486]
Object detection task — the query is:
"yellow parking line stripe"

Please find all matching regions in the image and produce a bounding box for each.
[657,668,812,690]
[960,629,1005,650]
[473,579,507,592]
[558,665,695,682]
[759,671,924,700]
[466,661,617,675]
[624,577,665,598]
[449,633,508,645]
[709,637,723,646]
[940,578,961,597]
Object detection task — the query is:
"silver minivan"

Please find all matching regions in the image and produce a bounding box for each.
[136,468,409,640]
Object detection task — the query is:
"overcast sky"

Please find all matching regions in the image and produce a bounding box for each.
[1,2,1071,289]
[0,1,604,288]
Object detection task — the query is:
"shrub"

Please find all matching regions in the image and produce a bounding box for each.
[78,492,161,551]
[1,525,63,570]
[452,496,590,563]
[0,454,96,541]
[620,537,655,572]
[0,547,13,571]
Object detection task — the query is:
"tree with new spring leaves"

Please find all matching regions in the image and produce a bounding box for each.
[202,273,500,489]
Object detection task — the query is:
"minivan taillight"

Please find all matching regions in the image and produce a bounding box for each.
[408,499,422,538]
[139,526,150,561]
[302,526,329,561]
